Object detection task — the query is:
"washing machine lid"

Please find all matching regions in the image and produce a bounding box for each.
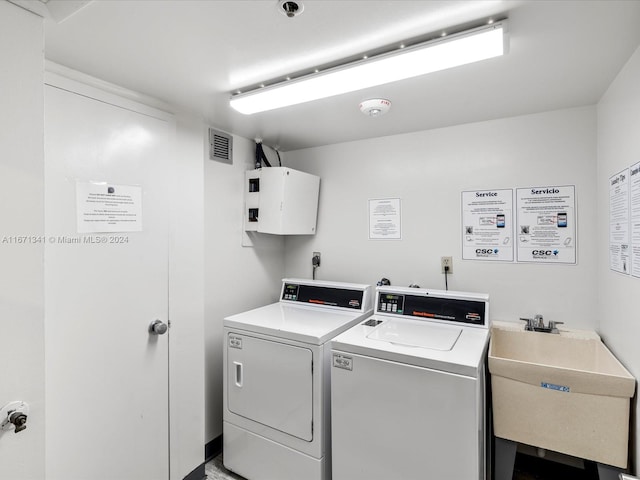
[366,319,462,351]
[332,317,489,377]
[225,302,373,345]
[331,287,490,377]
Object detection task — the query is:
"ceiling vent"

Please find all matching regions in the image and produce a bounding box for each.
[208,128,233,164]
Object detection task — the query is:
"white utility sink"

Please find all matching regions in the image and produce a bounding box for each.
[489,326,635,468]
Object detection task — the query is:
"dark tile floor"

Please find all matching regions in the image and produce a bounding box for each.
[205,454,244,480]
[512,453,598,480]
[206,452,598,479]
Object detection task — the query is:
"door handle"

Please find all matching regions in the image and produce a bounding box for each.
[149,319,168,335]
[234,361,243,387]
[1,401,29,434]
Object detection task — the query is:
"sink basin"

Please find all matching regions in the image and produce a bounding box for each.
[489,327,635,468]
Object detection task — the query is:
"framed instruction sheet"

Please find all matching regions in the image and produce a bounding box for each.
[462,189,514,261]
[516,185,576,264]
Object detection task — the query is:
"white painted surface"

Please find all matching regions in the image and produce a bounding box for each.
[284,107,598,329]
[42,1,640,151]
[44,78,171,480]
[204,134,285,442]
[597,45,640,469]
[0,3,45,479]
[168,114,205,480]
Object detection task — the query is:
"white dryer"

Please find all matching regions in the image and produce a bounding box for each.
[223,278,373,480]
[330,286,490,480]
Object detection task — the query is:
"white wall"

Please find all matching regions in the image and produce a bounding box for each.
[284,106,598,329]
[169,114,206,479]
[597,45,640,470]
[0,3,45,479]
[204,134,285,442]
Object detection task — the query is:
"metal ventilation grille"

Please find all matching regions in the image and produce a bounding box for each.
[209,128,233,164]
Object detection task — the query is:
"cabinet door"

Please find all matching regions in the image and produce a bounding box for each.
[227,334,313,441]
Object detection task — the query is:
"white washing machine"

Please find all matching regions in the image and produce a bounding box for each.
[330,286,490,480]
[223,278,373,480]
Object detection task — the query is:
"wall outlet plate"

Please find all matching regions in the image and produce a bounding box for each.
[441,256,453,274]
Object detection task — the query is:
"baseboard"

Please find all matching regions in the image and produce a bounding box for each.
[183,462,206,480]
[181,435,222,480]
[205,435,223,463]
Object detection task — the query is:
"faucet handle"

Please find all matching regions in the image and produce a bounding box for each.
[518,317,534,331]
[549,320,564,332]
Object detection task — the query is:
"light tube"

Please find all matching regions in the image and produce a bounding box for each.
[230,22,506,115]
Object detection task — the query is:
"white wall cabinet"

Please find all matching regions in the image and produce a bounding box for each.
[244,167,320,235]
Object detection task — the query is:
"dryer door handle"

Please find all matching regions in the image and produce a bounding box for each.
[234,361,243,387]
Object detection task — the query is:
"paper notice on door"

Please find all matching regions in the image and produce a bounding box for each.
[76,182,143,233]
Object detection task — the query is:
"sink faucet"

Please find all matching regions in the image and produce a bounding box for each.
[519,315,564,334]
[533,314,544,329]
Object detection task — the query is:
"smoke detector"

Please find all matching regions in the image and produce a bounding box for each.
[359,99,391,117]
[278,1,304,18]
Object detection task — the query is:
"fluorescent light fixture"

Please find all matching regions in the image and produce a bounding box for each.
[230,21,507,115]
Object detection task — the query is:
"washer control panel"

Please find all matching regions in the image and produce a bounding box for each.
[376,288,488,327]
[282,283,300,301]
[378,293,404,314]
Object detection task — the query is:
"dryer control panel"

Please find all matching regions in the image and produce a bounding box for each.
[281,280,371,312]
[376,288,488,327]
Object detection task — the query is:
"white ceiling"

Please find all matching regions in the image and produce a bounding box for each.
[41,0,640,151]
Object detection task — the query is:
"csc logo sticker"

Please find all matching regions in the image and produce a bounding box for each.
[476,248,498,257]
[532,250,559,258]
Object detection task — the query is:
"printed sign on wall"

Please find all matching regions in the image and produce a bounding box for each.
[369,198,401,240]
[631,163,640,278]
[609,169,630,274]
[462,189,514,261]
[516,185,576,264]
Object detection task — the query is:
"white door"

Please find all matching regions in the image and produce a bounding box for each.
[44,77,171,480]
[227,333,313,441]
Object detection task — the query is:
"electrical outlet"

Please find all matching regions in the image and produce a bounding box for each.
[312,252,321,267]
[441,256,453,274]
